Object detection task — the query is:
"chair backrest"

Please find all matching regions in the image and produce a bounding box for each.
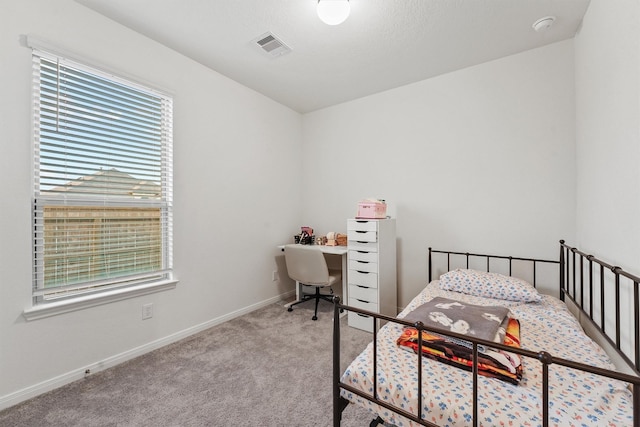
[283,244,330,286]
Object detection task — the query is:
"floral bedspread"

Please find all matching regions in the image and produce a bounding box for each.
[340,281,634,426]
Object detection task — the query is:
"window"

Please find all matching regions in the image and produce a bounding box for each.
[31,49,173,305]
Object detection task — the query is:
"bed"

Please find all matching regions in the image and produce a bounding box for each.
[332,241,640,426]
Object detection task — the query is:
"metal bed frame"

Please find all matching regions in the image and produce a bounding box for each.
[333,240,640,427]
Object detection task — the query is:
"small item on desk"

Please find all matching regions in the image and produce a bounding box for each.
[356,198,387,219]
[336,233,347,246]
[326,232,347,246]
[316,235,327,245]
[326,232,337,246]
[294,226,314,245]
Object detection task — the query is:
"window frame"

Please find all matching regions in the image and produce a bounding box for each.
[25,47,176,320]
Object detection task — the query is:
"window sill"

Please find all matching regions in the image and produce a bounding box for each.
[23,279,178,321]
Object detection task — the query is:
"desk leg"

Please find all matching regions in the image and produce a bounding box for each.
[340,252,348,317]
[284,281,302,309]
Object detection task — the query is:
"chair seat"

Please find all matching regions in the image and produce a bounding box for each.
[307,270,341,288]
[283,244,342,320]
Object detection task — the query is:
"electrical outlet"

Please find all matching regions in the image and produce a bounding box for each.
[142,303,153,320]
[272,271,279,281]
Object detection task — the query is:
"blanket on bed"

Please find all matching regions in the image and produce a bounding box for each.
[397,316,523,384]
[397,297,522,384]
[400,297,510,343]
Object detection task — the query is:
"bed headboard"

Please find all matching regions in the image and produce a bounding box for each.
[560,240,640,375]
[428,247,558,288]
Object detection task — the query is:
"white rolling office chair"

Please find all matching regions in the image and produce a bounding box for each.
[283,244,342,321]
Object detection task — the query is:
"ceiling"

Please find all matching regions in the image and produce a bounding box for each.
[75,0,591,113]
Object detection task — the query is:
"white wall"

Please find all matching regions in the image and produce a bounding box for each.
[574,0,640,370]
[575,0,640,267]
[0,0,302,406]
[302,41,577,306]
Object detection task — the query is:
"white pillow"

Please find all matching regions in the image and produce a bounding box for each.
[439,269,541,302]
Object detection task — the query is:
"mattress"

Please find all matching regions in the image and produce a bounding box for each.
[340,281,634,426]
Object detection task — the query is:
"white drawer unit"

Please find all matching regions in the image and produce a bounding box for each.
[348,309,376,332]
[346,218,397,332]
[349,259,377,273]
[347,240,378,252]
[346,229,377,243]
[349,284,378,303]
[349,250,378,263]
[348,269,378,288]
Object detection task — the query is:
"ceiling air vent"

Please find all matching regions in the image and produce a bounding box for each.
[253,32,291,58]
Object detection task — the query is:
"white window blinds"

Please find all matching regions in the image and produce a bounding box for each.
[32,49,173,302]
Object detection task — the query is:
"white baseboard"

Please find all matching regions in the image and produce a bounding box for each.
[0,290,295,411]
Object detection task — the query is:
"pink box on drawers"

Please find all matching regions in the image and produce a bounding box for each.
[356,201,387,219]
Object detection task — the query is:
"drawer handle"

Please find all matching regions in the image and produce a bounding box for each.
[356,285,370,289]
[356,270,369,274]
[356,299,370,304]
[355,230,366,234]
[356,260,369,264]
[356,313,370,318]
[356,241,368,244]
[357,250,369,254]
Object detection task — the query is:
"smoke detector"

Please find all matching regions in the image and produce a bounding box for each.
[532,16,556,32]
[252,32,291,58]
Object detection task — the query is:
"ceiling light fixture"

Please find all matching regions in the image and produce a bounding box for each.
[317,0,350,26]
[532,16,556,32]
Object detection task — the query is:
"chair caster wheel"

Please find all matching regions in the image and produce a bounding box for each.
[287,307,293,312]
[312,316,318,321]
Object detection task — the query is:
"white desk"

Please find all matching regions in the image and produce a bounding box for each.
[278,244,348,308]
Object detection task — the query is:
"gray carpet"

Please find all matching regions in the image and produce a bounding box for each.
[0,299,379,426]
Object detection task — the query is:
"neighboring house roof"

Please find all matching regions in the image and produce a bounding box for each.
[46,168,161,199]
